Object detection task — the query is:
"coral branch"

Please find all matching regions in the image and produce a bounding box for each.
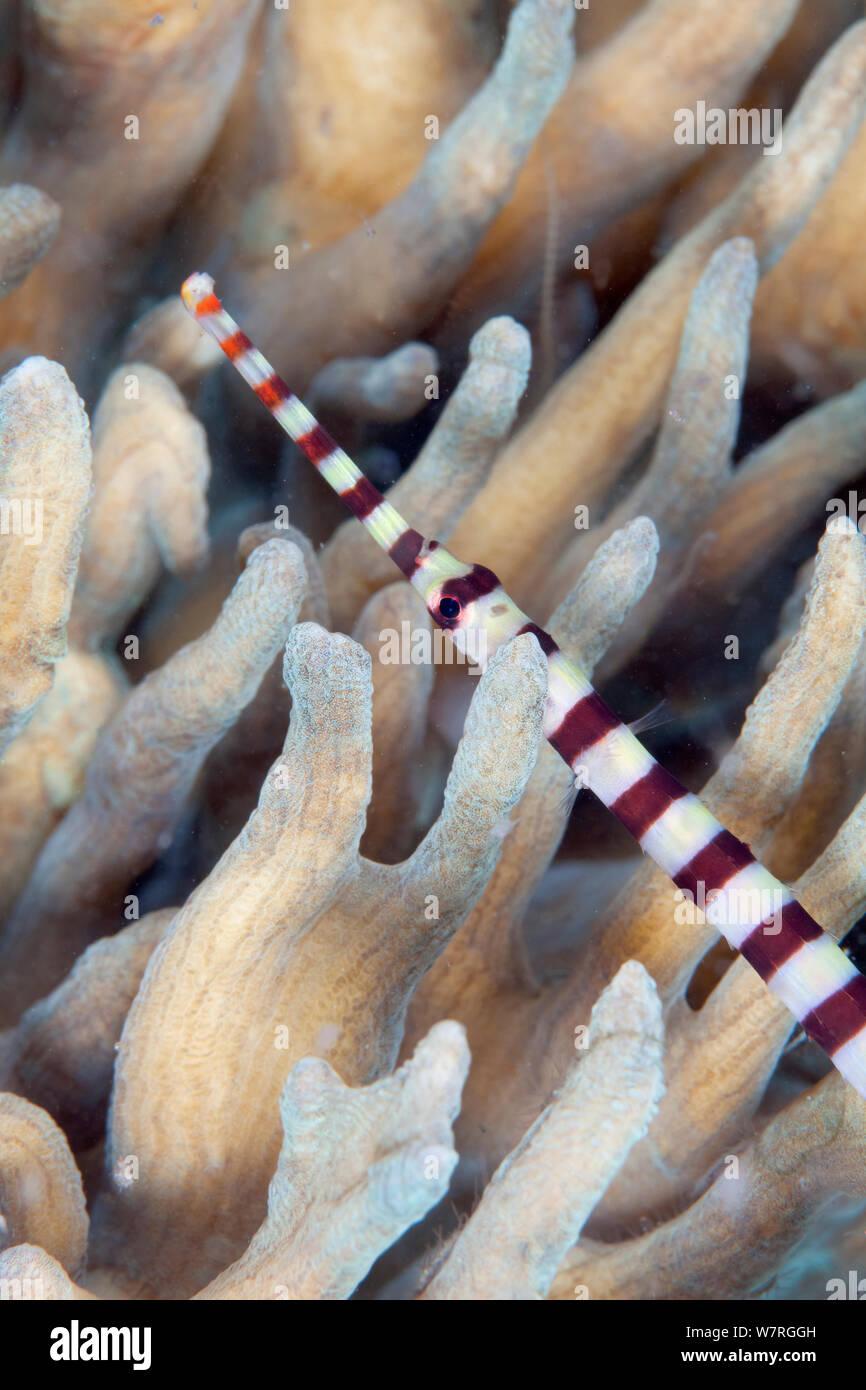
[235,0,575,381]
[543,517,660,676]
[354,583,434,864]
[0,539,308,1020]
[663,379,866,639]
[767,630,866,885]
[0,0,260,386]
[322,315,530,632]
[796,790,866,938]
[546,237,758,627]
[194,521,332,862]
[421,962,663,1300]
[2,910,174,1150]
[709,519,866,852]
[454,0,800,326]
[0,1244,96,1300]
[121,296,225,391]
[0,650,123,922]
[0,1093,88,1277]
[553,1073,866,1300]
[0,365,207,913]
[93,624,377,1295]
[0,357,91,756]
[753,115,866,393]
[92,629,546,1297]
[0,183,59,299]
[309,343,438,424]
[67,365,211,649]
[449,21,866,597]
[196,1022,469,1300]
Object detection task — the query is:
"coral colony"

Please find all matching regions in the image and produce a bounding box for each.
[183,269,866,1101]
[2,0,866,1305]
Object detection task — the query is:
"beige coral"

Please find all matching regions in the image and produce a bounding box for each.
[0,649,123,922]
[0,355,211,926]
[0,0,260,386]
[552,1073,866,1301]
[752,115,866,393]
[90,623,547,1297]
[0,908,175,1150]
[421,962,664,1301]
[196,1022,470,1301]
[448,23,866,600]
[542,234,758,636]
[452,0,801,330]
[0,1243,96,1301]
[0,183,59,299]
[2,0,866,1310]
[0,1092,88,1279]
[0,356,90,756]
[227,0,577,385]
[67,363,211,651]
[0,538,308,1020]
[404,519,866,1222]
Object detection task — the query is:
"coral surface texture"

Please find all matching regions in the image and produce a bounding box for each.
[1,0,866,1314]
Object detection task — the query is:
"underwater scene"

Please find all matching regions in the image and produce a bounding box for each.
[1,0,866,1326]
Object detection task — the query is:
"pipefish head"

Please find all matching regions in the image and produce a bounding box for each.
[409,541,530,669]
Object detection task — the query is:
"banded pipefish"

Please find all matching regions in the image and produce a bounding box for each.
[181,271,866,1099]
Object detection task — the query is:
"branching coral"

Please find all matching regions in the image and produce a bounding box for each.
[0,183,59,300]
[551,1073,866,1301]
[89,624,548,1297]
[308,342,440,426]
[0,649,123,924]
[0,1092,88,1279]
[0,0,260,388]
[137,0,575,400]
[67,364,211,651]
[658,381,866,660]
[0,1243,96,1301]
[752,115,866,394]
[195,1021,471,1302]
[2,0,866,1308]
[542,233,758,640]
[450,0,803,329]
[420,962,664,1301]
[0,356,90,756]
[0,538,308,1020]
[0,908,175,1150]
[448,22,866,599]
[0,359,211,925]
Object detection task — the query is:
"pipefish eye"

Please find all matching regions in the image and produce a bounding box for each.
[437,595,461,621]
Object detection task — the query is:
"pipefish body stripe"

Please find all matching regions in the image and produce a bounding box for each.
[181,270,866,1100]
